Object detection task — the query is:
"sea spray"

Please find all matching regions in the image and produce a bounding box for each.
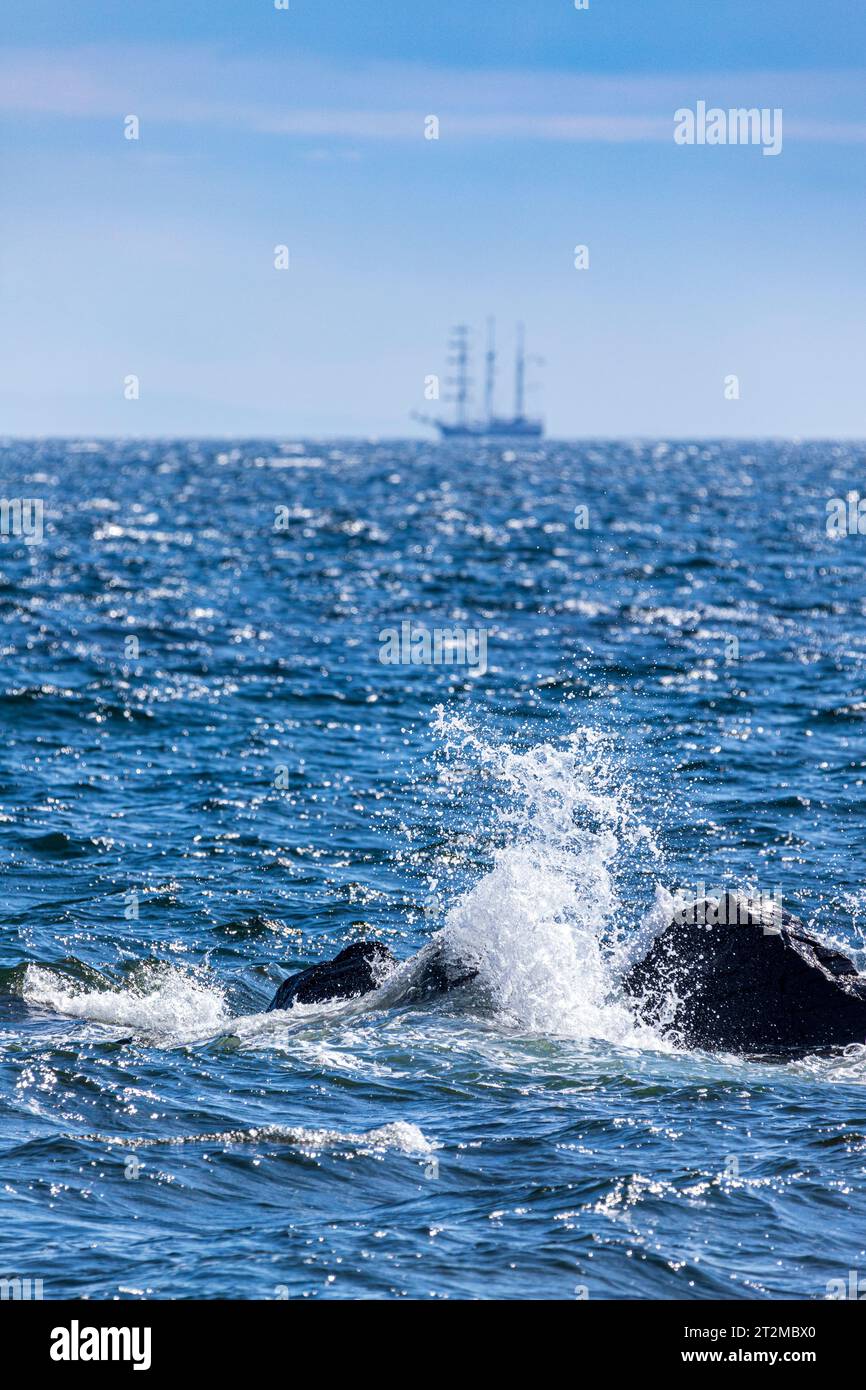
[430,710,669,1042]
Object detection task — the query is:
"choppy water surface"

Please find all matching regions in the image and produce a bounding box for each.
[1,438,866,1300]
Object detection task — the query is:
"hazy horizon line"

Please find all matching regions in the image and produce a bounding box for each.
[2,433,864,445]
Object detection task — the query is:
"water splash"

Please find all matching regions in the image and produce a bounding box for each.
[431,710,669,1044]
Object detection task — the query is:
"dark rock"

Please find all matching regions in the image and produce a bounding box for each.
[267,941,396,1011]
[266,936,478,1012]
[622,893,866,1052]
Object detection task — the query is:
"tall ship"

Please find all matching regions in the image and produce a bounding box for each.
[414,319,544,440]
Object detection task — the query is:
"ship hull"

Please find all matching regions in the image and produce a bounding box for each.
[435,419,543,440]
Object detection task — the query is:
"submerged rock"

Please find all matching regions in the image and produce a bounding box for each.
[622,894,866,1052]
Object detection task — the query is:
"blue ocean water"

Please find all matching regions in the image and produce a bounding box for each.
[1,437,866,1301]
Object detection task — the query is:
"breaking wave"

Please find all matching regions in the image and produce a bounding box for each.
[81,1120,436,1158]
[23,963,229,1043]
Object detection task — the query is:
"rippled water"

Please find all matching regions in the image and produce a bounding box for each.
[2,437,866,1300]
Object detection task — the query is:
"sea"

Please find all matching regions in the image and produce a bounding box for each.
[1,436,865,1300]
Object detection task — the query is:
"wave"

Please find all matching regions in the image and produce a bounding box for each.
[76,1120,435,1158]
[23,963,229,1043]
[20,830,110,858]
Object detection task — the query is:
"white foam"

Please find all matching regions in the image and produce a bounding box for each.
[92,1120,436,1157]
[23,964,229,1044]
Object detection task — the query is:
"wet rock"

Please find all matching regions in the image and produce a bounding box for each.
[267,941,396,1011]
[622,893,866,1052]
[266,936,477,1012]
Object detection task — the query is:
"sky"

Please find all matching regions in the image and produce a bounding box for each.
[1,0,865,438]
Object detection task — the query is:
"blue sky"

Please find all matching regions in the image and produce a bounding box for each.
[2,0,865,437]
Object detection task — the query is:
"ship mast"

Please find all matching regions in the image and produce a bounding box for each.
[447,324,471,428]
[484,317,496,427]
[514,321,526,421]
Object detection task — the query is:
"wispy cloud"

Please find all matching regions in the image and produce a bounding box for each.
[2,45,865,144]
